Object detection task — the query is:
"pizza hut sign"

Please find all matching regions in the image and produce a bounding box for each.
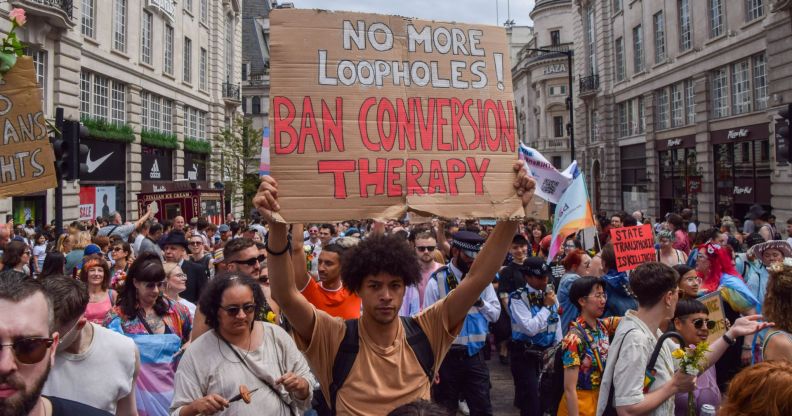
[733,186,753,196]
[727,128,749,140]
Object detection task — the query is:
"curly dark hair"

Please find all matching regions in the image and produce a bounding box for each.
[341,234,421,293]
[116,252,169,319]
[198,272,265,330]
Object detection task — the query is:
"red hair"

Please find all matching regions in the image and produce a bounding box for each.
[696,242,739,292]
[562,249,585,272]
[720,361,792,416]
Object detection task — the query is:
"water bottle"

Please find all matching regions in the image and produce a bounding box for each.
[700,404,716,416]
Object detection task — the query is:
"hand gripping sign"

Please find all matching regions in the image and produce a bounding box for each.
[268,9,524,222]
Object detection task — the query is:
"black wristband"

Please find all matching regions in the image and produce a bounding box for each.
[265,241,291,256]
[722,333,736,346]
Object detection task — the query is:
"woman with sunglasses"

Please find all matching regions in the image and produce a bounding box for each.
[171,272,314,416]
[164,261,196,319]
[79,254,117,324]
[110,241,132,280]
[1,240,32,275]
[558,276,620,416]
[670,299,722,415]
[104,252,192,416]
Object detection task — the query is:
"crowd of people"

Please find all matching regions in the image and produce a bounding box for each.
[2,164,792,416]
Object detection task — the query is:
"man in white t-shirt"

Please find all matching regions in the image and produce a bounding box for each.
[41,277,139,416]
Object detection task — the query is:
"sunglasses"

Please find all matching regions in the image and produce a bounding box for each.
[143,281,167,290]
[232,255,266,266]
[112,247,125,252]
[691,318,717,330]
[0,337,54,365]
[189,241,203,246]
[259,276,269,284]
[220,303,257,317]
[416,246,436,252]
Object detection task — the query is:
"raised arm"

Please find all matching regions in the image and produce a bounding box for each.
[253,176,317,344]
[134,205,154,229]
[444,162,534,329]
[290,223,312,291]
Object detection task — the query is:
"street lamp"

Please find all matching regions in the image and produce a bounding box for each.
[523,47,575,162]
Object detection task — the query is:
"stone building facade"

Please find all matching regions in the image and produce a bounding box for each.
[570,0,792,226]
[0,0,242,226]
[513,0,577,170]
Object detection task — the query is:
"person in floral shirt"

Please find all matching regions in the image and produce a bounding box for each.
[558,276,620,416]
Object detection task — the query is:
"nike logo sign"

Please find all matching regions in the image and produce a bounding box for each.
[86,150,113,173]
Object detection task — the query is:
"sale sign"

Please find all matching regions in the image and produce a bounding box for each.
[610,224,656,272]
[269,9,523,222]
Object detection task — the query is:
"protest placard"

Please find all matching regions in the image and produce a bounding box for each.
[0,56,56,198]
[269,9,523,222]
[698,291,727,344]
[610,224,656,272]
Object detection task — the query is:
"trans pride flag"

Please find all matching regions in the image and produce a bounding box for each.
[546,173,596,263]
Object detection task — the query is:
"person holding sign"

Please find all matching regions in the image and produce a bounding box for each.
[253,162,536,415]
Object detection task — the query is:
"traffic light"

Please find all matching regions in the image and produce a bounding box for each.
[777,104,792,165]
[51,120,89,180]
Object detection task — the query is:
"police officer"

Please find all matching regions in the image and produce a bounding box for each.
[509,257,562,416]
[424,231,501,416]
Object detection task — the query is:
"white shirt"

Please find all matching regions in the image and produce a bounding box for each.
[688,222,698,233]
[597,310,678,416]
[508,284,562,342]
[423,261,500,324]
[399,285,421,317]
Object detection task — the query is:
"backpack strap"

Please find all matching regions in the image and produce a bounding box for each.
[330,319,359,415]
[401,316,435,381]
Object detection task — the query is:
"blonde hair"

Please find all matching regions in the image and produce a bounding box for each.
[765,262,792,333]
[162,262,180,278]
[74,231,92,250]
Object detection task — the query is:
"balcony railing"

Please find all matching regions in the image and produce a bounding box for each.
[244,73,270,86]
[11,0,74,28]
[222,83,241,101]
[579,74,600,95]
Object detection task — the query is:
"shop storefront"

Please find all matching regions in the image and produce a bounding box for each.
[657,135,699,217]
[79,138,128,221]
[620,143,648,214]
[11,194,46,227]
[141,145,175,194]
[712,124,771,219]
[183,151,208,182]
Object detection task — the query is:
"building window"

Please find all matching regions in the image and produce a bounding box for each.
[550,30,560,46]
[142,91,173,134]
[711,68,729,118]
[200,0,208,23]
[113,0,126,52]
[678,0,691,51]
[225,15,235,82]
[242,63,249,81]
[111,81,125,126]
[615,37,625,82]
[30,50,47,111]
[753,53,768,110]
[184,0,193,14]
[613,0,622,14]
[617,102,628,137]
[553,116,564,138]
[685,79,695,124]
[731,60,752,115]
[141,11,153,65]
[585,6,596,75]
[671,84,684,127]
[656,89,669,130]
[633,25,644,73]
[80,72,91,119]
[162,100,173,134]
[164,26,174,75]
[548,85,567,96]
[82,0,95,38]
[150,95,160,131]
[653,12,665,63]
[200,48,207,90]
[709,0,724,38]
[183,37,192,83]
[141,93,149,130]
[252,96,261,114]
[746,0,764,22]
[589,110,599,143]
[637,96,645,134]
[93,76,109,121]
[242,98,247,113]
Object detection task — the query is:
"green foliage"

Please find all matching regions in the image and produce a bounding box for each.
[184,137,211,154]
[80,117,135,143]
[140,129,178,149]
[217,116,263,217]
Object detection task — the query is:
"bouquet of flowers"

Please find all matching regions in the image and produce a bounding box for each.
[672,341,710,416]
[0,8,26,75]
[304,244,316,271]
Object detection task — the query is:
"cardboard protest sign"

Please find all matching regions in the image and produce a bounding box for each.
[698,291,727,344]
[269,9,523,222]
[610,224,656,272]
[0,56,56,198]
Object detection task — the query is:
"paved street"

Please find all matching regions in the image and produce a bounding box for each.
[488,358,520,416]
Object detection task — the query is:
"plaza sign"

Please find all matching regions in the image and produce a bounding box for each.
[146,0,175,21]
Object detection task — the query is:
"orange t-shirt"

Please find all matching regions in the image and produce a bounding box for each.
[300,278,361,319]
[294,298,461,415]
